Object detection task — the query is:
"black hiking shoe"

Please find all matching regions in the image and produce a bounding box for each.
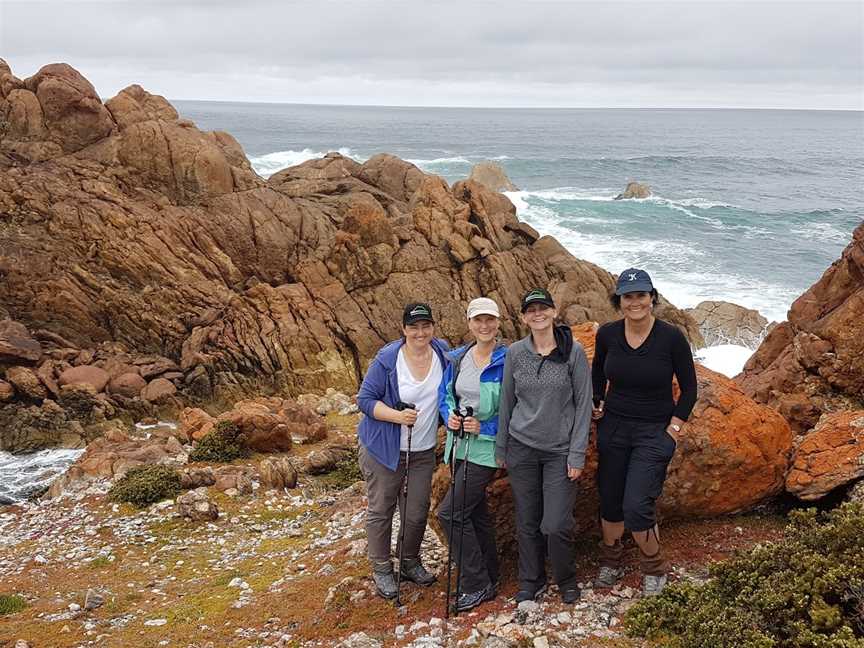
[372,563,398,599]
[561,587,581,604]
[454,583,496,612]
[399,558,436,586]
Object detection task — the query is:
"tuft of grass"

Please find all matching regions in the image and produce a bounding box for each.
[88,555,112,569]
[625,502,864,648]
[0,594,27,616]
[189,420,249,463]
[108,465,181,508]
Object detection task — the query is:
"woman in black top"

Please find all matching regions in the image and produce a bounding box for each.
[591,268,697,597]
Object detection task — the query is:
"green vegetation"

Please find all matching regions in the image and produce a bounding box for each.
[625,502,864,648]
[107,464,182,507]
[189,420,249,463]
[322,445,363,490]
[0,594,27,616]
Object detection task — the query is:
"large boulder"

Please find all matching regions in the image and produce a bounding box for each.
[614,181,651,200]
[58,365,110,393]
[785,411,864,501]
[5,365,48,400]
[215,397,325,453]
[737,223,864,432]
[0,60,701,403]
[467,161,519,192]
[686,300,770,348]
[432,323,793,552]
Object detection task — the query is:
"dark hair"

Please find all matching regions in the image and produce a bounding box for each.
[610,289,659,309]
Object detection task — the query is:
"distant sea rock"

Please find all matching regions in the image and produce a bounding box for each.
[467,161,518,192]
[686,300,771,348]
[614,181,651,200]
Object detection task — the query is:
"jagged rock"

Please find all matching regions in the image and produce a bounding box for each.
[614,181,651,200]
[179,466,216,489]
[141,377,177,403]
[432,323,792,551]
[176,487,219,521]
[58,365,110,393]
[468,161,519,192]
[212,466,254,494]
[258,456,298,490]
[738,223,864,432]
[786,411,864,500]
[0,399,87,453]
[5,366,47,400]
[137,358,181,379]
[0,318,42,363]
[686,300,770,348]
[84,588,105,610]
[0,60,700,404]
[180,407,216,441]
[303,444,353,474]
[0,379,13,401]
[216,397,325,453]
[58,383,110,422]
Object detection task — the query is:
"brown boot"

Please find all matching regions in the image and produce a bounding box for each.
[594,539,624,588]
[639,546,669,596]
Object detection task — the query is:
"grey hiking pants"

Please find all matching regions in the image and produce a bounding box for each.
[359,444,436,564]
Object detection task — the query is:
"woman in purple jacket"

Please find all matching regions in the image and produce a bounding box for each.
[356,302,450,599]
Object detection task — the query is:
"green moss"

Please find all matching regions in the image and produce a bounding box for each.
[88,555,112,569]
[0,594,27,616]
[189,420,249,463]
[625,502,864,648]
[321,445,362,490]
[108,465,181,508]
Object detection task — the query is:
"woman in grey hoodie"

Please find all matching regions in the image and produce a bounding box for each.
[496,288,593,605]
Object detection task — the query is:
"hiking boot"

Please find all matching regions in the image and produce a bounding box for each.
[372,564,398,599]
[642,573,668,597]
[514,584,546,603]
[561,587,581,604]
[454,583,496,612]
[399,557,436,586]
[594,565,622,588]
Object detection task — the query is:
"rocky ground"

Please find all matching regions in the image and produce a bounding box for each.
[0,427,786,648]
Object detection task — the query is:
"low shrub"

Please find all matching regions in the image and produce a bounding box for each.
[625,502,864,648]
[107,464,182,507]
[189,420,249,463]
[324,445,363,490]
[0,594,27,616]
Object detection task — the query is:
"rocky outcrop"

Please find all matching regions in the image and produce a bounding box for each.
[0,319,42,363]
[785,411,864,500]
[176,487,219,521]
[614,181,651,200]
[432,323,793,549]
[467,161,518,192]
[737,223,864,432]
[686,300,770,348]
[0,60,701,406]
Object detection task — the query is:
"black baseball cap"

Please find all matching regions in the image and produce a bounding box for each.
[615,268,654,295]
[520,288,555,312]
[402,302,435,325]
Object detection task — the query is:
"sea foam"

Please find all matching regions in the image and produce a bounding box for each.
[249,147,359,178]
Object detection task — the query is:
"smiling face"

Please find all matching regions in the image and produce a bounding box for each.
[402,320,434,351]
[619,291,653,322]
[468,314,500,344]
[520,303,557,332]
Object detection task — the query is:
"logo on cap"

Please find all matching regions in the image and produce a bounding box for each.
[410,306,429,316]
[525,290,546,300]
[628,273,638,281]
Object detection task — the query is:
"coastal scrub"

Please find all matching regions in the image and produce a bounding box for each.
[107,465,182,507]
[624,502,864,647]
[0,594,27,616]
[189,420,249,463]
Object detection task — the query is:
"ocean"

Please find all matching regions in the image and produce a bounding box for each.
[2,104,861,503]
[175,102,863,326]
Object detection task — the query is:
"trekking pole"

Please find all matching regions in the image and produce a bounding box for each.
[444,409,466,619]
[394,400,417,608]
[453,406,473,617]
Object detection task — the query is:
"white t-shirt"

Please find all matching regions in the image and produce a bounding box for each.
[396,348,443,452]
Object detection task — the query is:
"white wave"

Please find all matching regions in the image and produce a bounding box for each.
[675,197,737,209]
[0,448,84,503]
[249,147,359,178]
[406,155,473,166]
[790,222,852,244]
[135,421,178,431]
[695,344,754,378]
[490,155,512,160]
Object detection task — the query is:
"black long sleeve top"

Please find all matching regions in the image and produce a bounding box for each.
[591,318,698,422]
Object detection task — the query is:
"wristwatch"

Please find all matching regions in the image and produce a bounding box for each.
[669,423,681,433]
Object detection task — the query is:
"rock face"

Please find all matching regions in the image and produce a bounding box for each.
[432,323,793,551]
[785,411,864,500]
[0,319,42,363]
[686,300,770,348]
[467,161,518,192]
[737,223,864,433]
[0,60,701,403]
[614,181,651,200]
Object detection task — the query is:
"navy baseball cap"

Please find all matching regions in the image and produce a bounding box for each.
[403,302,435,325]
[520,288,555,312]
[615,268,654,295]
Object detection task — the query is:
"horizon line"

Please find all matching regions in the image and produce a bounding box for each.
[166,98,864,112]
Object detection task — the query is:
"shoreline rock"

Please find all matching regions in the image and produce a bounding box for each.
[686,300,771,349]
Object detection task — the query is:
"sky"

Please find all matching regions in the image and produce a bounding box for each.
[0,0,862,109]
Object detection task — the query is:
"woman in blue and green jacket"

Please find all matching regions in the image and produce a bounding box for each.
[437,297,507,613]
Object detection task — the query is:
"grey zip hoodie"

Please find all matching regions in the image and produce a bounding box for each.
[496,326,593,469]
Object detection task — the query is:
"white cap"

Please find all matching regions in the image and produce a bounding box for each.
[466,297,500,319]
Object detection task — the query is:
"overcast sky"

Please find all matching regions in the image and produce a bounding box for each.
[1,0,862,109]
